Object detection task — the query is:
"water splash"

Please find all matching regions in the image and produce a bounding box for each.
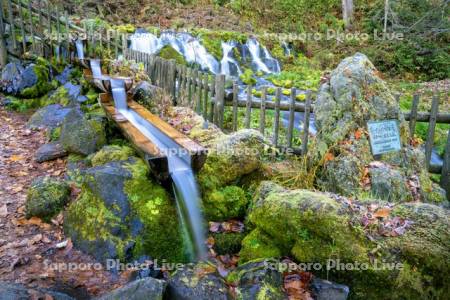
[247,38,280,73]
[109,79,207,260]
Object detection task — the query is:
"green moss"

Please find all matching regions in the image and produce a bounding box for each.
[211,232,245,255]
[40,85,70,106]
[114,24,136,33]
[239,229,282,263]
[239,69,257,85]
[193,29,248,60]
[49,127,61,141]
[203,186,248,221]
[90,145,135,166]
[26,177,70,222]
[20,65,55,98]
[158,45,187,65]
[123,160,186,262]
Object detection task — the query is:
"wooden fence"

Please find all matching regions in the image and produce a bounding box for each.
[0,1,449,197]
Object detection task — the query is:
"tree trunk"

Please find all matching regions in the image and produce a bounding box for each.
[384,0,389,37]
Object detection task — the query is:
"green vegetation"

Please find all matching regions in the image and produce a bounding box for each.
[158,45,187,65]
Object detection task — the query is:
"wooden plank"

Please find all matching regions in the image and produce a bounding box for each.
[287,88,296,148]
[0,0,6,67]
[195,71,202,113]
[259,86,266,135]
[232,82,238,131]
[17,1,25,53]
[55,6,61,61]
[208,76,215,122]
[441,130,450,200]
[273,88,281,146]
[27,0,34,52]
[46,1,52,57]
[64,10,70,62]
[409,94,420,138]
[202,72,209,120]
[114,30,119,57]
[215,74,225,128]
[244,84,252,129]
[302,91,312,155]
[425,95,439,170]
[6,0,16,50]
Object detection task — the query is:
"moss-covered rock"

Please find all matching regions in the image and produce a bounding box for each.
[226,259,287,300]
[27,104,72,130]
[166,262,231,300]
[19,64,55,98]
[59,108,106,155]
[241,181,450,299]
[158,45,187,66]
[26,177,70,222]
[197,130,267,221]
[90,145,135,166]
[64,152,186,263]
[211,232,245,255]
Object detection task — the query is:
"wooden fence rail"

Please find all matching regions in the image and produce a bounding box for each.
[0,2,448,197]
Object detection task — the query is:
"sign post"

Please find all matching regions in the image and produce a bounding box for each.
[367,120,402,156]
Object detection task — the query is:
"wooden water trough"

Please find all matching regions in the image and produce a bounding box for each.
[99,93,207,180]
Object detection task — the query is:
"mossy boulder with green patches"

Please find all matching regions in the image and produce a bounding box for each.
[26,177,70,222]
[27,104,72,130]
[166,262,231,300]
[90,145,135,166]
[59,108,107,156]
[211,232,245,255]
[226,259,287,300]
[197,129,267,221]
[241,181,450,299]
[64,151,186,263]
[158,45,187,65]
[18,64,55,98]
[314,53,447,204]
[41,82,82,107]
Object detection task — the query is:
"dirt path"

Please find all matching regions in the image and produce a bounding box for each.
[0,108,126,298]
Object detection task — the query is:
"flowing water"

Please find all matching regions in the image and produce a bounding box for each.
[110,78,207,260]
[220,41,241,77]
[90,59,103,79]
[75,39,84,59]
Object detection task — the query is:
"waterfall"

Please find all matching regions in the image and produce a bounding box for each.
[220,41,241,77]
[129,30,281,76]
[75,39,84,59]
[247,38,280,73]
[109,78,207,260]
[90,59,102,79]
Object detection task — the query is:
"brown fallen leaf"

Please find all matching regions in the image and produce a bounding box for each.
[373,207,391,219]
[9,154,24,162]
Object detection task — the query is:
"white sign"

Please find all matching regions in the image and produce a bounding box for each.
[367,120,402,155]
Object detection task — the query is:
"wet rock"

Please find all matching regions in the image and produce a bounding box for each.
[59,108,106,155]
[27,104,72,130]
[0,282,75,300]
[26,177,70,222]
[1,62,24,94]
[369,166,410,202]
[64,150,185,264]
[35,142,67,162]
[227,259,287,299]
[55,66,75,84]
[90,145,135,166]
[42,82,82,107]
[133,81,160,102]
[167,263,231,300]
[310,278,349,300]
[97,277,166,300]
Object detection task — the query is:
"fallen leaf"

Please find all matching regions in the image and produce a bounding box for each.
[354,129,363,140]
[324,152,335,162]
[9,154,24,162]
[373,207,391,219]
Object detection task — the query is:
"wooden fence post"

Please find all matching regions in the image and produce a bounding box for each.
[425,95,439,170]
[287,87,296,148]
[409,94,420,138]
[302,91,312,155]
[215,74,226,128]
[273,88,281,147]
[232,82,238,131]
[7,0,17,51]
[0,0,7,67]
[259,86,266,135]
[167,59,177,102]
[441,130,450,200]
[244,84,252,129]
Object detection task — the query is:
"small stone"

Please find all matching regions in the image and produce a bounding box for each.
[97,277,166,300]
[35,142,67,163]
[310,278,349,300]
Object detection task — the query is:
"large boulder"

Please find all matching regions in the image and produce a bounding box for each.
[197,129,268,221]
[64,147,186,264]
[25,176,70,222]
[59,108,106,155]
[166,262,231,300]
[97,277,166,300]
[41,82,83,107]
[15,64,54,98]
[227,259,287,299]
[1,62,24,94]
[0,282,75,300]
[27,104,72,130]
[314,53,446,204]
[240,181,450,299]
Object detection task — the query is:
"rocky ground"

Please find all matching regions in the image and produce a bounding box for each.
[0,107,126,298]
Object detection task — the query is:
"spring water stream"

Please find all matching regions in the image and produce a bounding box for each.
[110,78,207,260]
